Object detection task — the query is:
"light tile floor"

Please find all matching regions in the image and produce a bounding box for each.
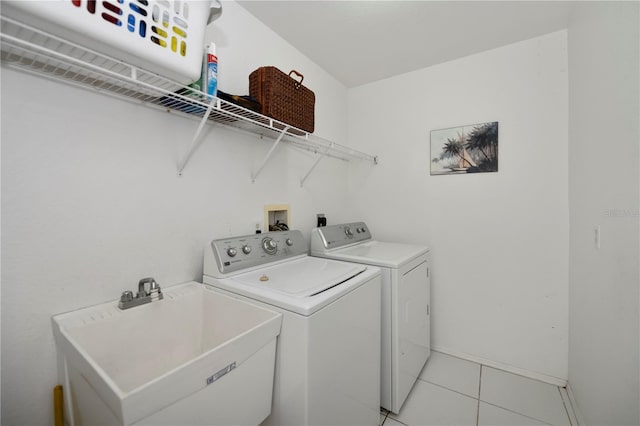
[380,351,575,426]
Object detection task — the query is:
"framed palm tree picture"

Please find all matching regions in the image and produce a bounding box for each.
[430,121,498,175]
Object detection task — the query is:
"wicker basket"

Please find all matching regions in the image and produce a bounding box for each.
[249,67,315,133]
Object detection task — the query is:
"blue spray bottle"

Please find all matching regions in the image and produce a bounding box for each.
[206,43,218,100]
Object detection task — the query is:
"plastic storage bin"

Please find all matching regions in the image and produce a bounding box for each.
[2,0,220,84]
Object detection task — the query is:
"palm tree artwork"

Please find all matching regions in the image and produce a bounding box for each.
[430,122,498,175]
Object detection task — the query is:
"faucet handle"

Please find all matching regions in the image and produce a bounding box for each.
[120,290,134,303]
[119,290,136,309]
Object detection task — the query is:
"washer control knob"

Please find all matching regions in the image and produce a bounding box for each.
[262,237,277,254]
[242,245,252,255]
[345,227,354,238]
[226,247,237,257]
[285,238,293,246]
[360,227,366,233]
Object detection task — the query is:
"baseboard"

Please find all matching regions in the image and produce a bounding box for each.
[432,345,568,387]
[564,383,585,426]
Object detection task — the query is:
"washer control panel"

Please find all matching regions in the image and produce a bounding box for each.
[208,230,307,275]
[312,221,372,250]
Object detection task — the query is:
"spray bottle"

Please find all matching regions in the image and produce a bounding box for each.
[206,43,218,100]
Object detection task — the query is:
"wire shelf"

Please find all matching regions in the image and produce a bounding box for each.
[0,15,378,170]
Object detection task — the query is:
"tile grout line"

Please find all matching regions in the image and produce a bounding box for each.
[480,400,556,426]
[476,366,563,425]
[557,386,574,426]
[476,365,483,426]
[405,352,568,426]
[386,411,410,426]
[479,366,572,425]
[418,377,481,401]
[380,408,389,426]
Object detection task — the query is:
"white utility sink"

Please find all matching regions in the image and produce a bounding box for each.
[52,281,282,426]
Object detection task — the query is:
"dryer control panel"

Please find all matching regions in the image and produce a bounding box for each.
[311,222,372,251]
[205,230,308,277]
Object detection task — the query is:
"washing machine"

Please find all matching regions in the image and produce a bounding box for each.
[203,229,382,426]
[311,222,431,414]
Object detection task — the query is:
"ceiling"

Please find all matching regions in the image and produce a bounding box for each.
[237,1,574,88]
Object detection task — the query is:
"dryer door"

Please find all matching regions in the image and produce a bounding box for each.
[393,255,431,412]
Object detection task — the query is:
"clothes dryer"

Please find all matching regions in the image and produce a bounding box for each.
[311,222,431,414]
[203,229,381,426]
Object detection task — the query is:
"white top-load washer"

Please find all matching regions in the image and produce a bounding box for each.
[203,229,382,426]
[311,222,431,414]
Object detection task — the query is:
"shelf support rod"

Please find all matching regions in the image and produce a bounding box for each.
[251,126,290,183]
[300,144,332,187]
[177,97,218,176]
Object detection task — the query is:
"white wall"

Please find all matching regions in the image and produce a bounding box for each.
[4,2,637,424]
[0,2,357,424]
[567,2,640,425]
[348,31,569,382]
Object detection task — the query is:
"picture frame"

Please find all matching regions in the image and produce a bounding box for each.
[430,121,498,175]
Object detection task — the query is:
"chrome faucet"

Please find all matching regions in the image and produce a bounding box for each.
[119,277,164,310]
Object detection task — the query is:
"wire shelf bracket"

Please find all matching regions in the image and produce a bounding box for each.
[300,144,332,187]
[177,97,219,176]
[251,126,290,183]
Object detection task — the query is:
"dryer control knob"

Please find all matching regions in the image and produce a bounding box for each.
[285,238,293,246]
[242,245,252,254]
[345,227,354,238]
[226,247,237,257]
[262,237,277,254]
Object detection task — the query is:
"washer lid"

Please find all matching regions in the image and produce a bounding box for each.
[315,240,429,269]
[205,256,379,316]
[233,256,366,297]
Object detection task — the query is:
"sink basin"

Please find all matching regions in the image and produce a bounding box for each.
[52,281,282,426]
